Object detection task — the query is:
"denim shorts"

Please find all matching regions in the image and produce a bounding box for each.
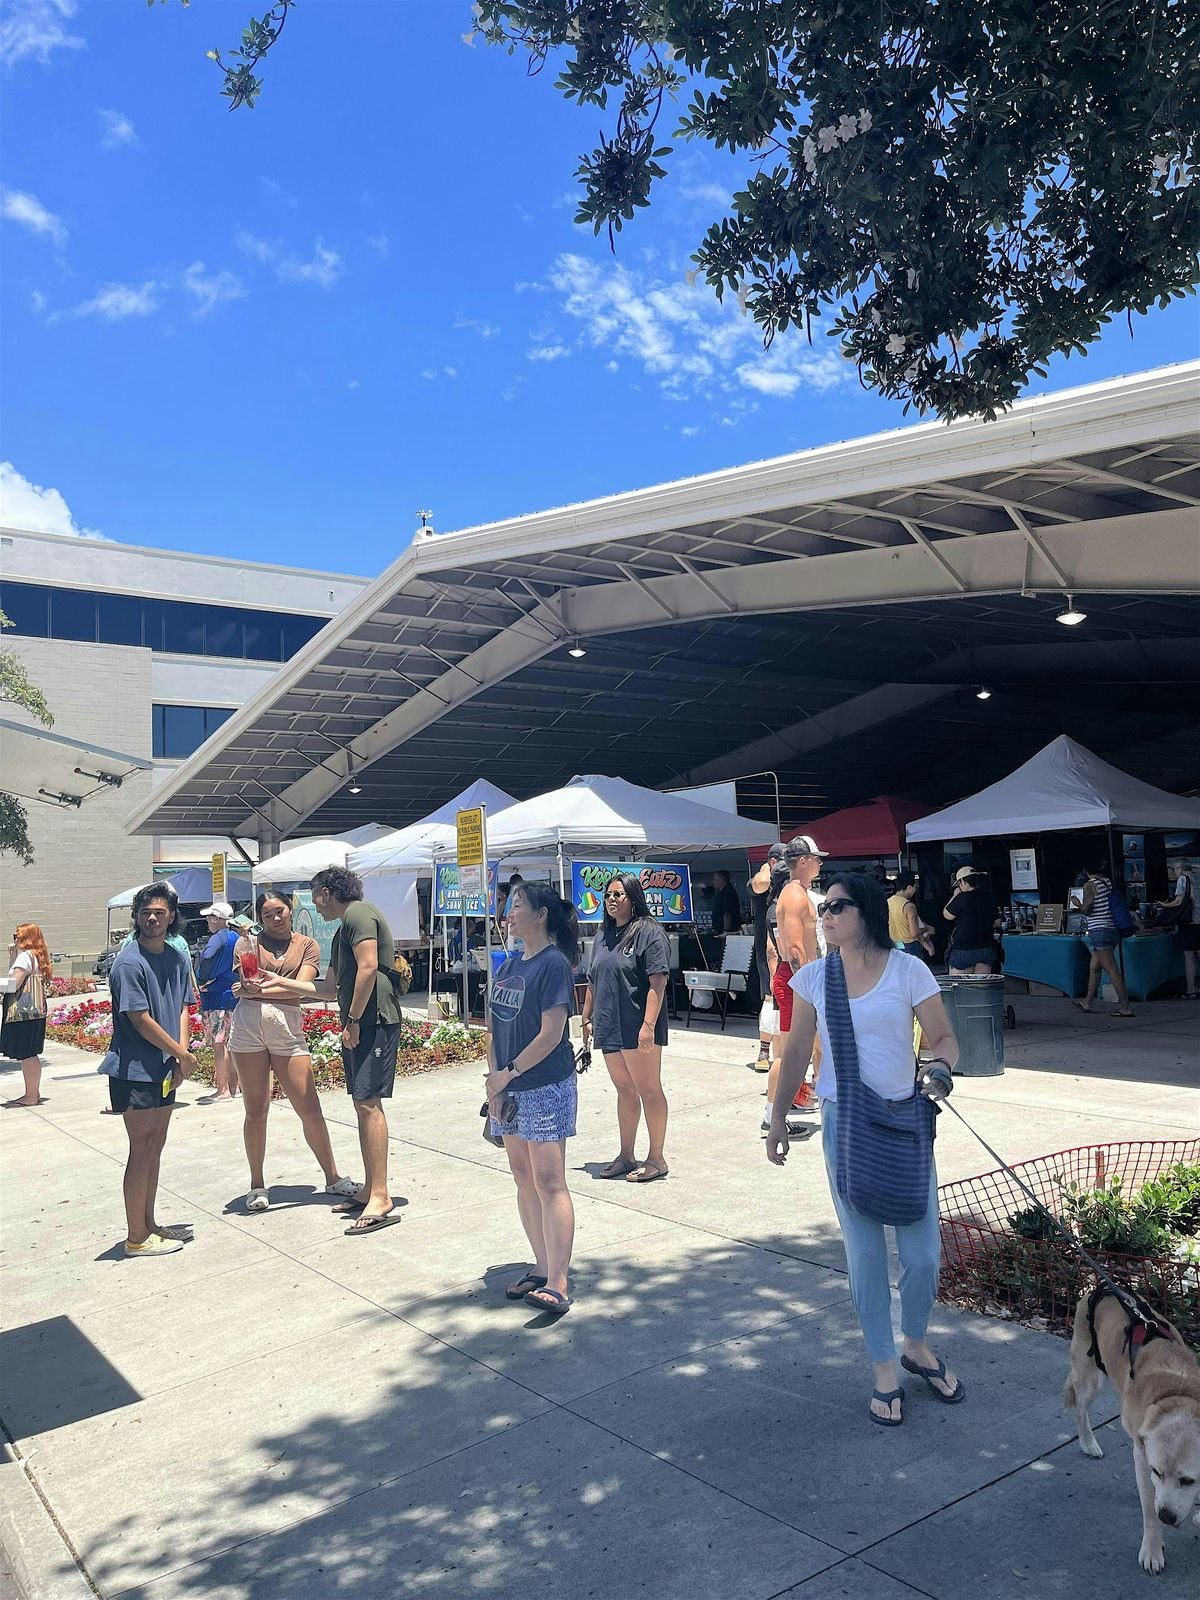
[490,1074,577,1143]
[949,945,995,967]
[1087,928,1120,950]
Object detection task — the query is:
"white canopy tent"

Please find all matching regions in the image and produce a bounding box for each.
[906,735,1200,841]
[483,774,778,860]
[348,780,519,879]
[254,823,394,885]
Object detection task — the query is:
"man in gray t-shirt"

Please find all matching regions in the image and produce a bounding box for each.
[101,884,198,1257]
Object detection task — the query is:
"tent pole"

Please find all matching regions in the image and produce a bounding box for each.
[556,835,566,897]
[1106,825,1126,986]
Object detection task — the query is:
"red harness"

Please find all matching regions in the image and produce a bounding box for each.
[1086,1282,1182,1380]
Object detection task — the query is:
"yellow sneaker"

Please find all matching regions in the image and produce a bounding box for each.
[124,1233,183,1258]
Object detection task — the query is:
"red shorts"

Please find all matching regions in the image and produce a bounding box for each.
[772,962,795,1033]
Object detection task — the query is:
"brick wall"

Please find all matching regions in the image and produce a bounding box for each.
[0,638,154,960]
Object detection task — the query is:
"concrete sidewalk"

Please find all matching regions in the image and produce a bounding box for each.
[0,998,1197,1599]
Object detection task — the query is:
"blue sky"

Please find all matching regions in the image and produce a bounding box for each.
[2,0,1196,575]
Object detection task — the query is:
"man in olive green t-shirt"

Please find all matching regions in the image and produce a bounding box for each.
[259,866,401,1236]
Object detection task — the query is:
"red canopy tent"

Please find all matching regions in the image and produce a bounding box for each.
[749,796,933,864]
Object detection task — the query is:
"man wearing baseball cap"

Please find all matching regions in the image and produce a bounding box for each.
[746,844,787,1071]
[765,835,827,1132]
[197,901,240,1103]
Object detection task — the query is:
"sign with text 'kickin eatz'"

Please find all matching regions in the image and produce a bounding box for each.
[571,861,694,923]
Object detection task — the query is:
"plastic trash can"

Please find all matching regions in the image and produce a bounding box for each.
[937,974,1005,1076]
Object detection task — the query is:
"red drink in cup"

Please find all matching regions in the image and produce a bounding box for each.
[239,941,259,981]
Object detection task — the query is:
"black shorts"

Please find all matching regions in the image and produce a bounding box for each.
[109,1075,177,1113]
[1178,925,1200,952]
[343,1022,399,1101]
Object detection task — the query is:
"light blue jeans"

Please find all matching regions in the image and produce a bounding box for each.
[821,1098,941,1363]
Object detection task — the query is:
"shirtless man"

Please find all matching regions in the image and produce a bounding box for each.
[764,835,826,1131]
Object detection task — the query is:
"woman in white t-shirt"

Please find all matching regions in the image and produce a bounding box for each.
[2,923,53,1107]
[766,874,965,1428]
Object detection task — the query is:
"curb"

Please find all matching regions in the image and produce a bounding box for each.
[0,1447,96,1600]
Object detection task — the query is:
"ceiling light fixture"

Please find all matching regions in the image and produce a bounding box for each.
[567,638,587,658]
[976,686,992,700]
[348,780,362,795]
[1056,593,1087,627]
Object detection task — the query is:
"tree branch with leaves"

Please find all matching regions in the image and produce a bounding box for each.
[173,0,1200,420]
[0,613,54,866]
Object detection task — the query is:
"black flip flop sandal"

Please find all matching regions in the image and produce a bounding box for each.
[870,1387,904,1426]
[900,1355,966,1403]
[506,1272,548,1301]
[344,1212,400,1236]
[524,1286,571,1314]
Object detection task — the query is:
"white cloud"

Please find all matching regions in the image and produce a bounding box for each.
[182,262,246,317]
[72,281,159,321]
[543,252,849,403]
[455,315,499,339]
[527,343,570,363]
[238,231,343,290]
[0,0,83,68]
[1,187,66,247]
[366,233,389,259]
[277,240,343,289]
[681,425,701,436]
[0,461,106,539]
[260,176,298,209]
[420,366,458,381]
[98,108,137,149]
[236,229,277,265]
[677,179,732,208]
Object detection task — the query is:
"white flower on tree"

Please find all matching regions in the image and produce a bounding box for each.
[886,333,907,355]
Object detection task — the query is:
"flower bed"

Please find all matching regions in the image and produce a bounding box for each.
[45,999,486,1092]
[48,977,98,997]
[938,1140,1200,1347]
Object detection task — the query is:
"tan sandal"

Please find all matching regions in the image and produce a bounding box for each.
[626,1160,669,1183]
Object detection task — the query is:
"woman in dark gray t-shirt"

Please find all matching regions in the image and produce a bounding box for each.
[581,873,671,1185]
[485,882,581,1315]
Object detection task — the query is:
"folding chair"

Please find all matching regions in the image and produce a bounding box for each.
[683,934,754,1030]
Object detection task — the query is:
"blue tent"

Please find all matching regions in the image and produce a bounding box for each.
[162,866,254,905]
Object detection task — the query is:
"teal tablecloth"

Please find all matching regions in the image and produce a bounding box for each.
[1116,935,1186,1001]
[1001,933,1185,1000]
[1001,935,1089,997]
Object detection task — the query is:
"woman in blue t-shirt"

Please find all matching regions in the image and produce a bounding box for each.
[486,882,580,1315]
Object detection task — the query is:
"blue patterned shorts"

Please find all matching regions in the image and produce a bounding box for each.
[490,1074,577,1143]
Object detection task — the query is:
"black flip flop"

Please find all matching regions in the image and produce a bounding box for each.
[506,1272,548,1301]
[344,1212,400,1236]
[525,1286,571,1315]
[900,1355,966,1403]
[869,1387,905,1426]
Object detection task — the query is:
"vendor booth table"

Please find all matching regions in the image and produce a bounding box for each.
[1002,932,1185,999]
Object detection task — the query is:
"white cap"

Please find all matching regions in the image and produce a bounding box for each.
[201,900,234,919]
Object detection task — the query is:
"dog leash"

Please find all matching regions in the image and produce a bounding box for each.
[936,1094,1144,1315]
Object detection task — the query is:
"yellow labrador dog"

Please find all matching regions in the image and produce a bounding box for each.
[1065,1287,1200,1575]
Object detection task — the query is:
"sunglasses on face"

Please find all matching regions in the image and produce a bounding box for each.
[817,898,855,918]
[605,890,626,901]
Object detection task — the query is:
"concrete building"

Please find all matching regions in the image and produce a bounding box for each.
[0,528,369,958]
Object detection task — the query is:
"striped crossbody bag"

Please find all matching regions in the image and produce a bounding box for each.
[825,950,936,1226]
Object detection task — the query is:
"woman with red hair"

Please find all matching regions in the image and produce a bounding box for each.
[3,924,53,1107]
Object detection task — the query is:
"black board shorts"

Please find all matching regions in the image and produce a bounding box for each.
[109,1075,177,1113]
[343,1022,400,1101]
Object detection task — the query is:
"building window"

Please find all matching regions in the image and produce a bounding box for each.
[0,581,49,636]
[97,592,143,647]
[49,587,98,642]
[0,580,328,662]
[153,704,235,760]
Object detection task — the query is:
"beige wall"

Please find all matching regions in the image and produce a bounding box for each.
[0,638,154,960]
